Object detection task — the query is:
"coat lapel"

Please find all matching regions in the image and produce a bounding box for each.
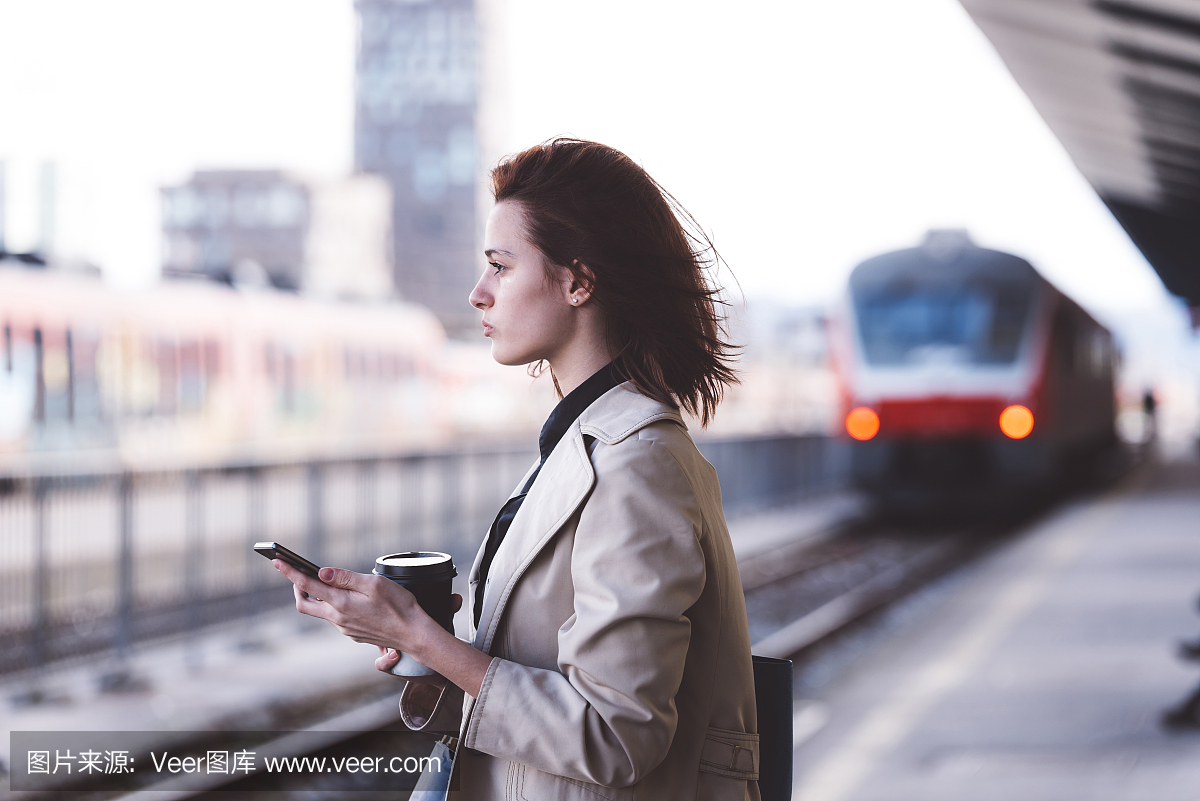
[471,426,596,653]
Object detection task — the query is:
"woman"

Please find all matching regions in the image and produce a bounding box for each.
[274,139,760,800]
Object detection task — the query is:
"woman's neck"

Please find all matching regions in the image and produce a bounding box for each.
[546,302,613,397]
[550,345,613,397]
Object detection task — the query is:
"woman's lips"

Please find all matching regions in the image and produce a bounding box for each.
[482,321,494,336]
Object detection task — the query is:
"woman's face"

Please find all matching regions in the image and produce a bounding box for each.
[469,201,575,367]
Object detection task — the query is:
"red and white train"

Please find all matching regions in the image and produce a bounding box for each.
[831,231,1117,506]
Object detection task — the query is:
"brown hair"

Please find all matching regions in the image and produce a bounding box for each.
[490,138,738,426]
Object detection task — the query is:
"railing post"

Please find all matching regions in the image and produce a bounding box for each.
[31,477,48,670]
[116,473,134,659]
[307,463,324,568]
[399,456,424,550]
[96,472,140,693]
[356,460,377,571]
[184,470,205,669]
[441,453,462,551]
[239,467,266,651]
[246,467,263,601]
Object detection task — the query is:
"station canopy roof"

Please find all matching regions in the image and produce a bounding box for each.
[960,0,1200,306]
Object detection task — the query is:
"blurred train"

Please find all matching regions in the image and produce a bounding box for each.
[831,231,1117,507]
[0,262,555,473]
[0,260,844,475]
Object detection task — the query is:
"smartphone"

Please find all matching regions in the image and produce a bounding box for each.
[254,541,322,579]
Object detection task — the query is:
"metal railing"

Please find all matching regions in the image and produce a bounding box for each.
[0,434,845,677]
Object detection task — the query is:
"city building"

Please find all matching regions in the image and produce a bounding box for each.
[161,170,394,301]
[354,0,480,336]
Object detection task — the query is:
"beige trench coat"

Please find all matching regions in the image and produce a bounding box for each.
[443,383,760,800]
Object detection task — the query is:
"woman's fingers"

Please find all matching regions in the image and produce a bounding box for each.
[273,559,336,603]
[317,566,371,592]
[375,647,400,672]
[451,593,463,614]
[293,584,331,618]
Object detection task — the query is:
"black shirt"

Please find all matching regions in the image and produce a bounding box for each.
[473,361,623,628]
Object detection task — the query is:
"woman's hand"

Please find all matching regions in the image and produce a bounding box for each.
[374,596,465,682]
[272,560,491,697]
[273,560,436,653]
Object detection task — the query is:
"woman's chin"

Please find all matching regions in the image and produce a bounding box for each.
[488,346,518,367]
[489,344,532,368]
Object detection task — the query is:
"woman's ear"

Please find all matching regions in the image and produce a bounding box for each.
[568,260,597,306]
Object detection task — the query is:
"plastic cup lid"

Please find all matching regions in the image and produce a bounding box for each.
[373,551,456,579]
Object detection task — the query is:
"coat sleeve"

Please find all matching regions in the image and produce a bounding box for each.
[460,432,707,787]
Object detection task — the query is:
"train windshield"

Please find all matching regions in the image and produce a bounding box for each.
[854,285,1033,366]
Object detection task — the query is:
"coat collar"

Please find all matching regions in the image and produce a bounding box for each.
[467,383,685,652]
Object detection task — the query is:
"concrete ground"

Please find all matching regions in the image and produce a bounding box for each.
[793,458,1200,801]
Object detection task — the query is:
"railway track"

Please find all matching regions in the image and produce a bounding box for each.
[743,518,1004,660]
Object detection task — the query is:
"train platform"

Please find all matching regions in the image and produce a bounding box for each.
[793,457,1200,801]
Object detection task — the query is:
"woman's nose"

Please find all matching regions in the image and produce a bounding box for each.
[469,273,491,310]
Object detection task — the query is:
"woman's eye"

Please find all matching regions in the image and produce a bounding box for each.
[490,261,506,275]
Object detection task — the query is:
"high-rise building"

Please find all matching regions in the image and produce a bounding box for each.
[354,0,479,336]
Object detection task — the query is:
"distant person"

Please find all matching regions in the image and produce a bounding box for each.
[274,140,761,799]
[1142,387,1158,444]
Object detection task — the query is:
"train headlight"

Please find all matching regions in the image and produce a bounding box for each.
[846,407,880,441]
[1000,405,1034,439]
